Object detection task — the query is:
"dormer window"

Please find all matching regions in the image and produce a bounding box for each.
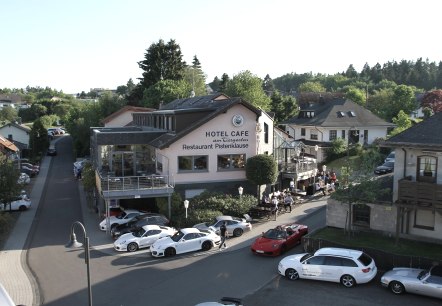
[337,111,346,117]
[348,111,356,117]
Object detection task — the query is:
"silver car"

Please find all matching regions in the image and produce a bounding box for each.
[381,266,442,299]
[193,215,252,237]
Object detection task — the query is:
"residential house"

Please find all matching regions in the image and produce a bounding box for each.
[326,112,442,243]
[0,135,19,160]
[0,122,31,157]
[101,106,155,127]
[90,94,274,218]
[280,98,395,162]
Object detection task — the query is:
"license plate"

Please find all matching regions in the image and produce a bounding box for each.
[256,250,264,253]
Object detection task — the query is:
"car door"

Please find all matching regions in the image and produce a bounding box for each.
[322,256,344,282]
[176,233,200,254]
[139,229,162,248]
[285,229,298,248]
[226,220,237,236]
[301,255,326,280]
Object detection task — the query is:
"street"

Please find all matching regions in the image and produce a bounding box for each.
[25,136,441,306]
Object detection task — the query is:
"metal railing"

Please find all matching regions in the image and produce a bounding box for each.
[98,174,173,192]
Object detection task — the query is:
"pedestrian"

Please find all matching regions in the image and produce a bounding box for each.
[219,221,227,250]
[271,195,278,220]
[284,193,294,212]
[289,179,295,192]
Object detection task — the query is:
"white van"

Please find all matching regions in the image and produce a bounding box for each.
[0,283,16,306]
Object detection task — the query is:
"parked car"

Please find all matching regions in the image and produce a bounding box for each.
[384,151,396,163]
[21,162,39,175]
[101,207,124,219]
[47,147,57,156]
[113,224,176,252]
[374,161,394,175]
[20,165,38,177]
[73,159,88,177]
[251,223,308,256]
[193,215,252,237]
[0,196,32,211]
[381,265,442,299]
[195,297,243,306]
[99,209,144,231]
[17,173,31,185]
[150,228,221,257]
[278,247,377,288]
[111,213,170,239]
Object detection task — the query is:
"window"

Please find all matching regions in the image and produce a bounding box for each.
[341,130,345,139]
[301,128,306,137]
[178,155,208,172]
[305,256,325,265]
[325,256,342,266]
[264,122,269,143]
[218,154,246,171]
[417,156,437,183]
[353,204,370,227]
[341,258,358,267]
[310,131,318,140]
[414,209,435,230]
[329,130,337,141]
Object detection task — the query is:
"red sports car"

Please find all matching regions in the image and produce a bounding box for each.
[251,223,308,256]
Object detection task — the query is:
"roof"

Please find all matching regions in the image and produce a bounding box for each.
[101,106,155,125]
[0,122,31,132]
[0,135,19,152]
[314,247,363,258]
[281,98,394,128]
[383,111,442,148]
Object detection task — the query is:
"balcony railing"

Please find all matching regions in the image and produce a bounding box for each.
[97,173,174,199]
[397,176,442,209]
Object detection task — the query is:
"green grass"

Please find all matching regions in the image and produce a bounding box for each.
[310,227,442,261]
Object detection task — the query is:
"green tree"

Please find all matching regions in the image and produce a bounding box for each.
[0,155,21,212]
[184,64,207,97]
[343,86,366,106]
[225,71,271,110]
[246,154,278,204]
[388,85,416,119]
[209,76,221,92]
[298,81,326,93]
[344,64,358,78]
[367,88,394,119]
[218,73,230,93]
[270,90,297,123]
[29,119,49,161]
[262,74,275,95]
[0,107,18,122]
[142,79,191,108]
[390,110,412,136]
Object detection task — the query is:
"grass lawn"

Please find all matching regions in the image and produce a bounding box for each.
[310,227,442,261]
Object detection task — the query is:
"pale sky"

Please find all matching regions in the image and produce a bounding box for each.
[1,0,441,94]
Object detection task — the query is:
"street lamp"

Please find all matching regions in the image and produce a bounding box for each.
[184,200,189,219]
[65,221,92,306]
[238,186,243,198]
[322,164,327,180]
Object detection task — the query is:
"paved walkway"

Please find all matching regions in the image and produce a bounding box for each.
[0,141,329,305]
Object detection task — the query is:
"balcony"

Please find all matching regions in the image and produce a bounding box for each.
[397,176,442,210]
[279,160,317,179]
[96,173,174,200]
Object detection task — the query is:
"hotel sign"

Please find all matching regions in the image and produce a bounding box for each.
[182,129,250,150]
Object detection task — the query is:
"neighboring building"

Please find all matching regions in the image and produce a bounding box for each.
[0,122,31,156]
[0,94,22,109]
[90,94,274,218]
[326,112,442,243]
[280,98,395,162]
[101,106,155,127]
[0,134,19,160]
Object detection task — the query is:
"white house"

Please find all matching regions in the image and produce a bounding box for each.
[0,122,31,154]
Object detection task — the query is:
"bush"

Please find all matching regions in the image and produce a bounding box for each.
[0,213,15,247]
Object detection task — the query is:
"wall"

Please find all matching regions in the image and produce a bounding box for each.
[104,111,133,127]
[0,125,29,146]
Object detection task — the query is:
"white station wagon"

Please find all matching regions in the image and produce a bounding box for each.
[150,228,221,257]
[278,247,377,288]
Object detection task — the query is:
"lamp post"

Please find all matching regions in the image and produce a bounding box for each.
[65,221,92,306]
[238,186,243,198]
[322,164,327,181]
[184,200,189,219]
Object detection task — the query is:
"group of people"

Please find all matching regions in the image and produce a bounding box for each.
[315,170,338,196]
[261,189,298,220]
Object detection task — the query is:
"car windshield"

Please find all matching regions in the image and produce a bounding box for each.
[300,253,313,262]
[170,231,185,242]
[418,270,429,280]
[116,212,128,220]
[357,253,373,266]
[383,162,394,167]
[263,229,286,240]
[133,228,146,238]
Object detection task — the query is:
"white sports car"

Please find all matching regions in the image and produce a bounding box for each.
[113,225,176,252]
[99,209,143,231]
[150,228,221,257]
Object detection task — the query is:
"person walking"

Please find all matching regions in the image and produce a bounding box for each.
[219,221,227,250]
[271,195,278,220]
[284,193,294,212]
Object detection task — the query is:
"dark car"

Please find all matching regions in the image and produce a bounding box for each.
[21,162,39,175]
[20,165,38,177]
[111,213,170,239]
[47,148,57,156]
[374,161,394,175]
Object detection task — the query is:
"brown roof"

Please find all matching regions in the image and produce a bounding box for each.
[101,106,155,125]
[0,134,19,152]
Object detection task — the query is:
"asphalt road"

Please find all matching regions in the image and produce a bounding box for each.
[25,136,441,306]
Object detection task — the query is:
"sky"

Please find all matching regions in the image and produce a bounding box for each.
[1,0,442,94]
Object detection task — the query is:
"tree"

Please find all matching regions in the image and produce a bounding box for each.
[184,65,207,97]
[390,110,412,136]
[0,107,18,122]
[344,64,358,78]
[209,76,221,92]
[270,90,297,124]
[218,73,230,93]
[29,119,49,160]
[421,89,442,113]
[262,74,275,96]
[343,86,366,106]
[225,71,271,110]
[389,84,416,119]
[141,79,191,108]
[298,81,326,93]
[0,155,21,212]
[246,154,278,204]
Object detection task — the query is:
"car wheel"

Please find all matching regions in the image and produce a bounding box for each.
[110,224,118,230]
[165,247,176,257]
[233,228,243,237]
[127,242,138,252]
[389,281,405,294]
[19,205,27,211]
[340,275,356,288]
[285,268,299,280]
[202,241,212,251]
